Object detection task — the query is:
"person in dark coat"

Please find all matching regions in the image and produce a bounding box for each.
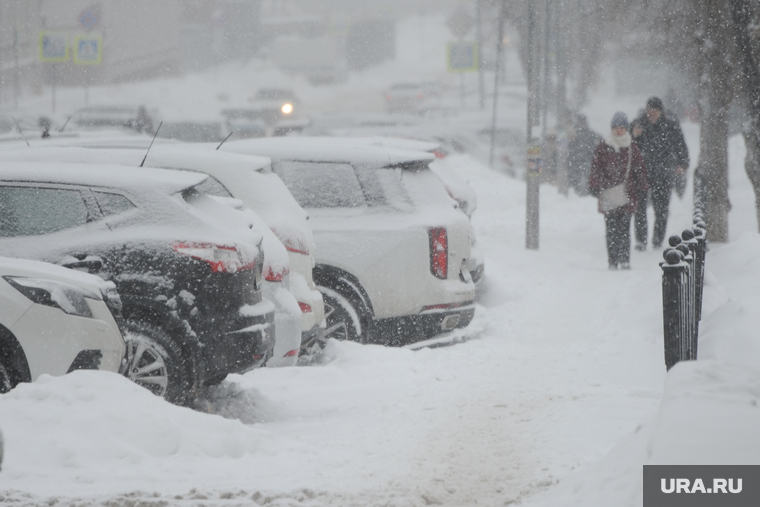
[589,112,648,270]
[630,96,689,250]
[568,114,602,196]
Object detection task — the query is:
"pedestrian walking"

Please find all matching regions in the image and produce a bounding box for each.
[631,96,689,250]
[568,114,602,196]
[589,112,648,270]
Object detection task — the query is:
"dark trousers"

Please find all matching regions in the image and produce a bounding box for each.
[605,209,632,267]
[634,182,672,247]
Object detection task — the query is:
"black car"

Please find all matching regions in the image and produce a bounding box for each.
[0,163,274,406]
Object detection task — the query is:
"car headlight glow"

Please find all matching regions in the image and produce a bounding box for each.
[281,103,293,115]
[3,276,100,318]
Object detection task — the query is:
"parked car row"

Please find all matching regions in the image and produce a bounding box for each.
[0,128,481,406]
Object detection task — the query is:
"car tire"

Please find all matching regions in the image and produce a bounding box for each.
[121,321,194,406]
[318,288,364,343]
[0,363,11,394]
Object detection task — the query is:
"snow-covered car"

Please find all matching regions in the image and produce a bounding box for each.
[156,121,228,143]
[253,135,486,284]
[219,138,476,345]
[70,105,159,133]
[0,256,125,393]
[0,145,321,366]
[0,163,274,405]
[247,88,299,125]
[384,82,443,114]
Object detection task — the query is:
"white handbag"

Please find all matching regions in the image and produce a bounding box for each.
[599,148,633,212]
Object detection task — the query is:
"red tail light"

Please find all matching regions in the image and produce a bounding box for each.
[285,245,309,256]
[264,265,289,282]
[285,349,299,357]
[298,302,312,313]
[173,243,254,273]
[431,148,448,159]
[271,229,310,256]
[428,228,448,279]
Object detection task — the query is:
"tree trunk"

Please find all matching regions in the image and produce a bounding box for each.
[696,0,732,242]
[730,0,760,232]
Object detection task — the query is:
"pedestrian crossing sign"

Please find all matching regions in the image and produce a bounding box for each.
[447,41,478,72]
[73,35,102,65]
[39,32,69,63]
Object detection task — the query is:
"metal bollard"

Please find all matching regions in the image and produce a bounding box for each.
[692,223,707,323]
[661,246,690,370]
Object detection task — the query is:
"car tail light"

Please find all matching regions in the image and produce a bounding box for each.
[264,265,289,282]
[298,302,312,313]
[431,148,448,159]
[173,243,254,273]
[285,245,309,256]
[428,227,448,279]
[271,229,310,256]
[285,349,299,357]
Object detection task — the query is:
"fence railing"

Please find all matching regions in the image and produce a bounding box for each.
[659,185,707,370]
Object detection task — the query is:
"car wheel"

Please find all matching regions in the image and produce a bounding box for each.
[121,321,194,406]
[319,288,363,343]
[0,363,11,394]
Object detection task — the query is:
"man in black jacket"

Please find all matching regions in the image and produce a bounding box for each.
[631,96,690,249]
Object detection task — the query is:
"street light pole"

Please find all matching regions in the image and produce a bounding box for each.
[488,1,506,169]
[526,0,540,250]
[476,0,485,110]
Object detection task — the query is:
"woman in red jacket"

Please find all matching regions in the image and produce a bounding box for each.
[589,112,648,270]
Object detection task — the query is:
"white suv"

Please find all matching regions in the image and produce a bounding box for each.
[0,257,125,391]
[221,138,476,345]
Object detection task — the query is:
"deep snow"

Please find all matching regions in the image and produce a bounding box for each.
[2,13,760,507]
[3,122,760,506]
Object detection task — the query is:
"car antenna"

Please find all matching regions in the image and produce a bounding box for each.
[11,117,29,147]
[216,131,234,150]
[139,121,163,167]
[58,116,71,132]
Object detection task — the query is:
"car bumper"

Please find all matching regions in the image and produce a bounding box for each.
[200,300,275,379]
[372,302,475,346]
[12,302,125,380]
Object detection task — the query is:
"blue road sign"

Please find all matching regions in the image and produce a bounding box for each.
[79,10,99,31]
[39,32,69,62]
[74,35,102,65]
[447,41,478,72]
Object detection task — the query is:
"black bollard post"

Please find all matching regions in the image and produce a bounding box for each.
[692,223,707,323]
[661,247,688,370]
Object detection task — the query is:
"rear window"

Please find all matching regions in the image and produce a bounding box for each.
[0,186,89,237]
[92,191,136,217]
[194,176,233,197]
[274,161,366,208]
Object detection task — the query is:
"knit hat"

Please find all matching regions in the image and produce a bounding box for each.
[610,111,629,129]
[646,97,663,111]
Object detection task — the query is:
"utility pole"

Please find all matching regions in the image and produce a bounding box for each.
[476,0,485,110]
[488,1,507,168]
[555,0,570,196]
[526,0,541,250]
[13,27,19,109]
